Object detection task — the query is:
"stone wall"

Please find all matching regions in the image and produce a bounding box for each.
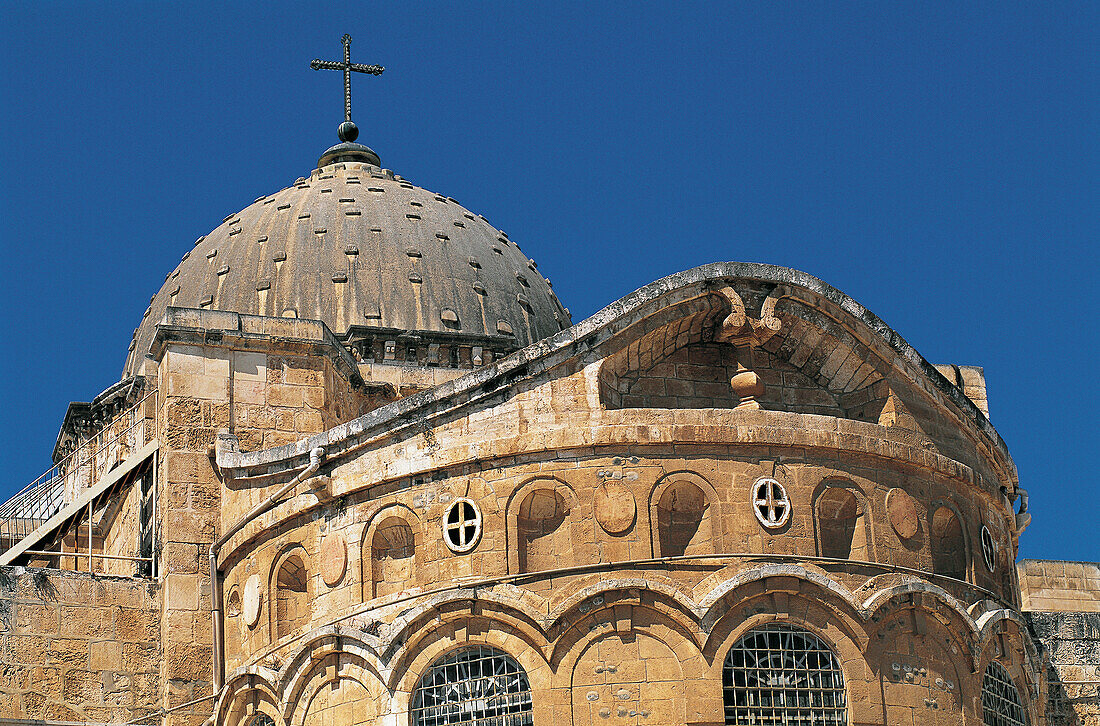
[1028,611,1100,726]
[1020,560,1100,613]
[0,566,160,723]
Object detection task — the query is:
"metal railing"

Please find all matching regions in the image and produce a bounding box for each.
[0,389,157,551]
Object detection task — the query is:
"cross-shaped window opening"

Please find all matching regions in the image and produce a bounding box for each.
[752,477,791,529]
[444,498,482,553]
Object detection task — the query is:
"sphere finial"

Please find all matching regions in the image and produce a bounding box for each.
[338,121,359,143]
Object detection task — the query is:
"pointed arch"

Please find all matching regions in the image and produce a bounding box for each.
[930,502,968,581]
[361,503,421,601]
[649,470,722,558]
[812,478,871,561]
[270,544,311,642]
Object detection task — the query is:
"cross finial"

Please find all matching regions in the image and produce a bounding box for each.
[310,34,384,142]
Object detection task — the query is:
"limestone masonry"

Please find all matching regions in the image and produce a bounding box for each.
[1,113,1096,726]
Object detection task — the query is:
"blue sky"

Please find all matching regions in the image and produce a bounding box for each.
[1,2,1096,562]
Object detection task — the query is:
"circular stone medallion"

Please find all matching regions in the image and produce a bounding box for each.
[242,574,262,628]
[886,488,919,539]
[594,481,636,534]
[320,533,347,586]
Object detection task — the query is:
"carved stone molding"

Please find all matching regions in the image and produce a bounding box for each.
[713,284,789,348]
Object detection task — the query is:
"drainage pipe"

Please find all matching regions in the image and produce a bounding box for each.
[208,447,324,693]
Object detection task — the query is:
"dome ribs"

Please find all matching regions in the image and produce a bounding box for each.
[123,160,564,377]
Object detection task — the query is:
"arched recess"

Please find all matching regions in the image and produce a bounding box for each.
[225,586,243,664]
[411,646,533,726]
[270,546,311,642]
[216,674,283,726]
[292,654,385,726]
[650,471,721,558]
[723,623,847,725]
[813,480,870,561]
[517,489,572,573]
[930,503,968,581]
[572,630,687,724]
[865,606,965,722]
[389,616,550,719]
[506,477,583,576]
[365,513,416,600]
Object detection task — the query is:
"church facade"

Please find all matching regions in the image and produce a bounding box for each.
[1,62,1096,726]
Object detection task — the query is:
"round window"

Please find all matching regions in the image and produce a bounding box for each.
[443,497,482,553]
[981,525,997,573]
[752,477,791,529]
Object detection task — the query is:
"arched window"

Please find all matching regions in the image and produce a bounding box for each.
[411,646,533,726]
[656,480,712,557]
[249,714,275,726]
[723,624,847,725]
[815,486,868,560]
[274,551,309,640]
[371,517,415,599]
[931,506,967,580]
[517,489,572,572]
[982,661,1028,726]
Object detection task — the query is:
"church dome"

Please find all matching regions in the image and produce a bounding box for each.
[123,146,571,377]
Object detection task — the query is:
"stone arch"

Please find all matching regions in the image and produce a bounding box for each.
[270,545,311,642]
[721,622,849,726]
[380,590,549,669]
[698,566,869,664]
[549,596,707,726]
[217,673,284,726]
[549,595,702,671]
[865,601,967,722]
[571,630,687,724]
[507,477,580,576]
[650,471,722,558]
[225,585,244,663]
[974,608,1043,683]
[277,631,388,721]
[929,502,968,581]
[389,618,550,718]
[361,504,420,601]
[861,578,980,661]
[706,610,873,726]
[812,479,871,561]
[286,652,385,726]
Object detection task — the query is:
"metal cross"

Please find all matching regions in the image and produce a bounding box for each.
[310,34,384,122]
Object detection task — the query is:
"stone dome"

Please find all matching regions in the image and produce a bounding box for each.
[123,148,571,377]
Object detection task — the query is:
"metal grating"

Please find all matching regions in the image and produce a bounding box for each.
[723,624,847,725]
[983,661,1028,726]
[411,646,533,726]
[249,716,274,726]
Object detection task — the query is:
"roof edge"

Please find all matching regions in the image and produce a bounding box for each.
[213,262,1015,482]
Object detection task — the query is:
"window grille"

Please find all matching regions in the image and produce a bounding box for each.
[249,715,275,726]
[723,624,847,725]
[982,661,1028,726]
[411,646,533,726]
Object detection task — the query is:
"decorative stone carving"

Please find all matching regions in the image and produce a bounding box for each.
[714,285,791,409]
[595,481,636,534]
[730,362,765,410]
[751,477,790,529]
[714,285,788,349]
[443,498,482,553]
[243,574,262,628]
[319,533,347,586]
[886,488,919,539]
